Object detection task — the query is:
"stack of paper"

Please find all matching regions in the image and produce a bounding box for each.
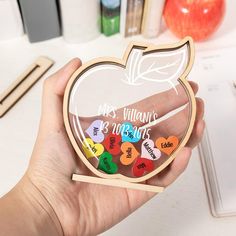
[191,46,236,217]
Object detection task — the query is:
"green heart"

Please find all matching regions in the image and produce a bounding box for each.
[98,152,118,174]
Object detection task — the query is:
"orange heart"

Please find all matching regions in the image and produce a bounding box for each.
[155,136,179,155]
[120,142,140,165]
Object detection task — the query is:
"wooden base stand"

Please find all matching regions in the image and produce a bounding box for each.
[72,174,164,193]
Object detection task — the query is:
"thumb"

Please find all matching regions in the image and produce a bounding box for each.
[40,58,82,134]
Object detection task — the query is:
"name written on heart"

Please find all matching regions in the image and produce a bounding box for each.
[126,147,132,158]
[109,137,115,149]
[103,157,111,170]
[137,163,146,169]
[143,141,159,160]
[161,142,173,148]
[89,144,98,153]
[93,127,99,136]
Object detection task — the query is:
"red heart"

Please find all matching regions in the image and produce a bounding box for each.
[132,157,154,177]
[103,133,121,155]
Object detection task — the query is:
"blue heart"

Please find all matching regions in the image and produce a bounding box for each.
[121,122,141,143]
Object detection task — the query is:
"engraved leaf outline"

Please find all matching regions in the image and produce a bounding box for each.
[123,45,188,94]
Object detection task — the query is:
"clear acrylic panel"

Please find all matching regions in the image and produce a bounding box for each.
[66,41,194,180]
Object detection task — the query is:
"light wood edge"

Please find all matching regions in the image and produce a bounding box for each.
[0,56,54,117]
[63,37,196,183]
[72,174,164,193]
[141,0,149,34]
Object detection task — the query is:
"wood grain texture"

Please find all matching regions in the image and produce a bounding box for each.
[72,174,164,192]
[0,56,54,117]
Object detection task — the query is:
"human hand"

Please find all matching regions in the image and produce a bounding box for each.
[0,59,204,236]
[70,63,204,180]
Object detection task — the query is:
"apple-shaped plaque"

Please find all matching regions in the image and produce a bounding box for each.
[63,37,196,192]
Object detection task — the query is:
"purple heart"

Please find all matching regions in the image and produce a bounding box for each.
[85,120,105,143]
[141,139,161,161]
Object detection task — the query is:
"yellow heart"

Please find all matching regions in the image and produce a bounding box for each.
[82,138,104,158]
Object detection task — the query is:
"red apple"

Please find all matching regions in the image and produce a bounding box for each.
[163,0,226,41]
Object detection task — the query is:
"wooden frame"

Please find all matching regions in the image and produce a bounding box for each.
[0,56,54,117]
[63,37,196,192]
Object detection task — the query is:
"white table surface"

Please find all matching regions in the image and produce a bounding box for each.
[1,1,236,235]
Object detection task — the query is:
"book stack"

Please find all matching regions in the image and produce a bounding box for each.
[101,0,121,36]
[120,0,166,38]
[142,0,166,38]
[120,0,144,37]
[0,0,167,43]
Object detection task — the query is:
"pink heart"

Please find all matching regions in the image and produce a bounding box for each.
[141,139,161,161]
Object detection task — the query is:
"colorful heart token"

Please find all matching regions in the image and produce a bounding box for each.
[120,142,140,165]
[121,122,141,143]
[156,136,179,155]
[132,157,154,177]
[85,119,104,143]
[141,139,161,161]
[82,138,104,158]
[103,133,121,155]
[98,152,118,174]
